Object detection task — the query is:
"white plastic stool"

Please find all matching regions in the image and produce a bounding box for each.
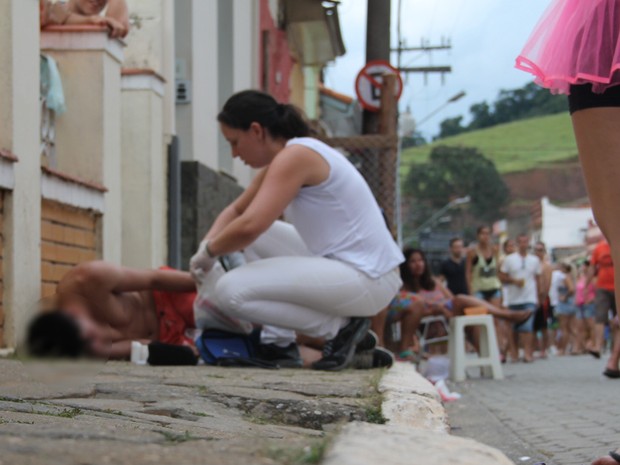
[448,314,503,382]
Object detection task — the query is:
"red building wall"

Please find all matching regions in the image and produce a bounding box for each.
[259,0,295,103]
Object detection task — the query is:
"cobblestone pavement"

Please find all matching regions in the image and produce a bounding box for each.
[0,359,384,465]
[445,353,619,465]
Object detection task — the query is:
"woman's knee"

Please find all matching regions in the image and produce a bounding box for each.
[213,272,246,312]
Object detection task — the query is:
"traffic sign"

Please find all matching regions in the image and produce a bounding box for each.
[355,60,403,112]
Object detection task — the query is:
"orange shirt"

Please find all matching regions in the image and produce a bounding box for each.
[592,241,615,291]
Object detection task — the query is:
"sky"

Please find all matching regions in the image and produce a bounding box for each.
[322,0,554,140]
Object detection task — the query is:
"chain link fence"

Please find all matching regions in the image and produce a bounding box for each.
[322,134,400,238]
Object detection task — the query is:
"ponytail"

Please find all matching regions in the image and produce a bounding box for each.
[218,90,310,140]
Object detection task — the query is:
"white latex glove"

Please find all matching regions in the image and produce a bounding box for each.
[190,240,217,277]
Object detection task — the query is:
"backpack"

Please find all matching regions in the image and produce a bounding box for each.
[196,329,278,369]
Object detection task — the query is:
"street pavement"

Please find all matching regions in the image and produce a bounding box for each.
[0,358,383,465]
[445,353,619,465]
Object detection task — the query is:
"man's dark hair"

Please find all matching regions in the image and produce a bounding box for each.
[449,237,463,247]
[27,312,86,358]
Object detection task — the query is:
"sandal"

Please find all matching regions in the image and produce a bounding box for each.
[396,349,421,363]
[603,368,620,379]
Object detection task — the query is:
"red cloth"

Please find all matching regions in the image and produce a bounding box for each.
[591,240,615,292]
[152,268,197,347]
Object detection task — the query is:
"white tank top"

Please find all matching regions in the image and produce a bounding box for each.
[283,137,404,278]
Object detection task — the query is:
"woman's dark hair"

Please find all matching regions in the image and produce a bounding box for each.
[477,225,490,235]
[400,248,436,292]
[27,312,86,358]
[217,90,310,140]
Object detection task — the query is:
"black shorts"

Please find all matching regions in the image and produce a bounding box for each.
[569,84,620,114]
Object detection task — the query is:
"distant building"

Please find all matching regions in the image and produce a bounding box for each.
[532,197,594,261]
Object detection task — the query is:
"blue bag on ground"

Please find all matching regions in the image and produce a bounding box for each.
[196,329,277,368]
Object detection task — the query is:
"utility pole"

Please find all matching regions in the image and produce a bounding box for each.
[363,0,391,135]
[393,38,453,84]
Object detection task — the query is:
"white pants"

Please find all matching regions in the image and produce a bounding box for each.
[212,221,402,346]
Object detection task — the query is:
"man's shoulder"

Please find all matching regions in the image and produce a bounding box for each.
[503,253,518,264]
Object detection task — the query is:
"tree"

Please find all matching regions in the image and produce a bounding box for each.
[468,101,495,130]
[404,145,510,225]
[437,116,465,139]
[434,82,567,140]
[401,131,427,149]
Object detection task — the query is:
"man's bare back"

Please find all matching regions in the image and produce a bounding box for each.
[36,261,196,359]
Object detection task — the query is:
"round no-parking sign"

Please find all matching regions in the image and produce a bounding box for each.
[355,60,403,112]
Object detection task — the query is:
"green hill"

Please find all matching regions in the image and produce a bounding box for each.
[401,112,578,175]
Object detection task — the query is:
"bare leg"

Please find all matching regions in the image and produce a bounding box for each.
[398,301,428,355]
[605,317,620,373]
[508,327,519,362]
[572,107,620,369]
[572,316,585,354]
[585,317,596,351]
[594,323,606,354]
[591,457,619,465]
[520,332,535,362]
[452,294,531,322]
[489,295,509,359]
[557,314,571,355]
[371,307,388,347]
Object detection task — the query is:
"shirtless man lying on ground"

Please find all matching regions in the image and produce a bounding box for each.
[27,260,391,368]
[28,261,199,360]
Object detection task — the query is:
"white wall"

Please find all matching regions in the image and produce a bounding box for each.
[174,0,258,187]
[125,0,176,141]
[121,82,166,268]
[0,0,41,347]
[231,0,259,187]
[541,197,594,250]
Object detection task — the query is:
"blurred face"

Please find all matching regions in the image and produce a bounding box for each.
[503,239,515,255]
[450,240,464,259]
[71,0,108,16]
[408,252,426,277]
[65,312,108,357]
[477,227,491,245]
[517,235,530,254]
[534,243,546,259]
[220,122,270,168]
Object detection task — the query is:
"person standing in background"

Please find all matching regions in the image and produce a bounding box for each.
[466,226,507,360]
[574,260,597,354]
[533,242,554,358]
[589,238,616,359]
[439,237,469,296]
[499,234,543,363]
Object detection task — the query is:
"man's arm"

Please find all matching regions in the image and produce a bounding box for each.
[535,273,544,305]
[59,261,196,295]
[104,0,130,34]
[465,248,475,292]
[498,258,515,284]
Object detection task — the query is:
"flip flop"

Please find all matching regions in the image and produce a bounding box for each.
[396,349,421,363]
[588,350,601,359]
[603,368,620,379]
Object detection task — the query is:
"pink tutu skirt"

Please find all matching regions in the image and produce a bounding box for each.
[516,0,620,94]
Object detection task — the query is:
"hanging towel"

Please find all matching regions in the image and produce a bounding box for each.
[40,54,66,115]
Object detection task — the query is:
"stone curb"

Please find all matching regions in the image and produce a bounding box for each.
[322,363,514,465]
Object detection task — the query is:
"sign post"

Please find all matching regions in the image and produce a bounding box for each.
[355,60,403,112]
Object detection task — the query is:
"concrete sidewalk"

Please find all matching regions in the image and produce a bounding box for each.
[446,353,619,465]
[0,358,514,465]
